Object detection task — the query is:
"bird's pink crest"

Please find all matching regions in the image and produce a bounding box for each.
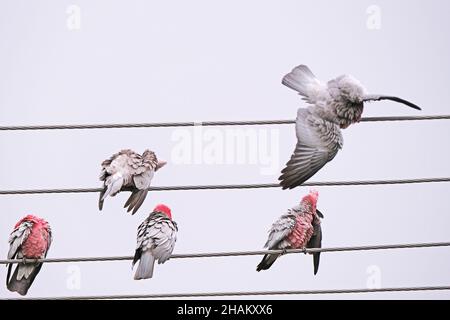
[14,214,46,229]
[301,190,319,208]
[153,204,172,219]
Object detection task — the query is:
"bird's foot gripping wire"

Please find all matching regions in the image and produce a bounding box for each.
[21,257,38,264]
[302,247,308,255]
[281,249,288,256]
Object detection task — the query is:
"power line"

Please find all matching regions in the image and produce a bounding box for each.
[4,286,450,300]
[0,177,449,195]
[1,241,449,265]
[0,115,449,131]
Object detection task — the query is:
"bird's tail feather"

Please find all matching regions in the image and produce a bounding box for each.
[98,175,124,211]
[256,254,280,272]
[313,252,321,275]
[124,190,148,215]
[98,188,106,211]
[282,65,318,97]
[7,263,42,296]
[102,175,124,201]
[134,251,155,280]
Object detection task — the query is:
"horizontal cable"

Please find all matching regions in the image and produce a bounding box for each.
[1,241,449,265]
[5,286,450,300]
[0,115,449,131]
[0,177,449,195]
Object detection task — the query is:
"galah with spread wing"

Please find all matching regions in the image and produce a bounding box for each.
[99,149,167,215]
[132,204,178,280]
[6,215,52,296]
[279,65,421,189]
[257,191,323,275]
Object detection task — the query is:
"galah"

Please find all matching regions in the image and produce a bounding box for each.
[132,204,178,280]
[6,215,52,296]
[99,149,167,215]
[257,191,323,274]
[279,65,421,189]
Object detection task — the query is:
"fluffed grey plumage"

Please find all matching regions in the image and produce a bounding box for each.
[132,211,178,280]
[279,65,421,189]
[6,218,52,296]
[99,149,166,215]
[256,199,323,274]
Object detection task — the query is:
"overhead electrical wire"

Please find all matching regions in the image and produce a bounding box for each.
[1,114,449,299]
[1,241,449,265]
[0,115,449,131]
[0,177,448,196]
[4,286,450,300]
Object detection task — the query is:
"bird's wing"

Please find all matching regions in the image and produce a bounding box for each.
[307,218,322,275]
[316,209,324,219]
[279,108,343,189]
[100,150,158,205]
[101,150,159,187]
[135,214,177,266]
[6,220,34,288]
[7,221,33,260]
[122,169,155,214]
[44,226,52,257]
[100,150,137,185]
[282,65,326,104]
[133,169,154,191]
[153,220,178,264]
[264,212,297,249]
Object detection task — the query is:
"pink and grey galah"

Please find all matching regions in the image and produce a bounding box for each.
[6,215,52,296]
[132,204,178,280]
[99,149,167,215]
[257,191,323,275]
[279,65,421,189]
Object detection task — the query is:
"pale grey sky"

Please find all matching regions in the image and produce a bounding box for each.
[1,0,449,299]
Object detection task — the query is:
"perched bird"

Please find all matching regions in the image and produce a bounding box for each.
[99,149,167,215]
[132,204,178,280]
[279,65,421,189]
[6,215,52,296]
[257,191,323,274]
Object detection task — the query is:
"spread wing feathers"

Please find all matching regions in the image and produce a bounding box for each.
[279,109,342,189]
[307,219,323,275]
[133,214,178,280]
[99,150,156,212]
[282,65,325,104]
[257,212,297,272]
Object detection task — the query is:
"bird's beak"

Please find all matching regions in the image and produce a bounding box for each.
[363,94,422,110]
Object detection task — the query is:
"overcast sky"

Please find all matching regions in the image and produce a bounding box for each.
[1,0,449,300]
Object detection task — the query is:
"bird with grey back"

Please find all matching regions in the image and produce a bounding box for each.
[132,204,178,280]
[6,215,52,296]
[99,149,167,215]
[279,65,422,189]
[257,190,323,275]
